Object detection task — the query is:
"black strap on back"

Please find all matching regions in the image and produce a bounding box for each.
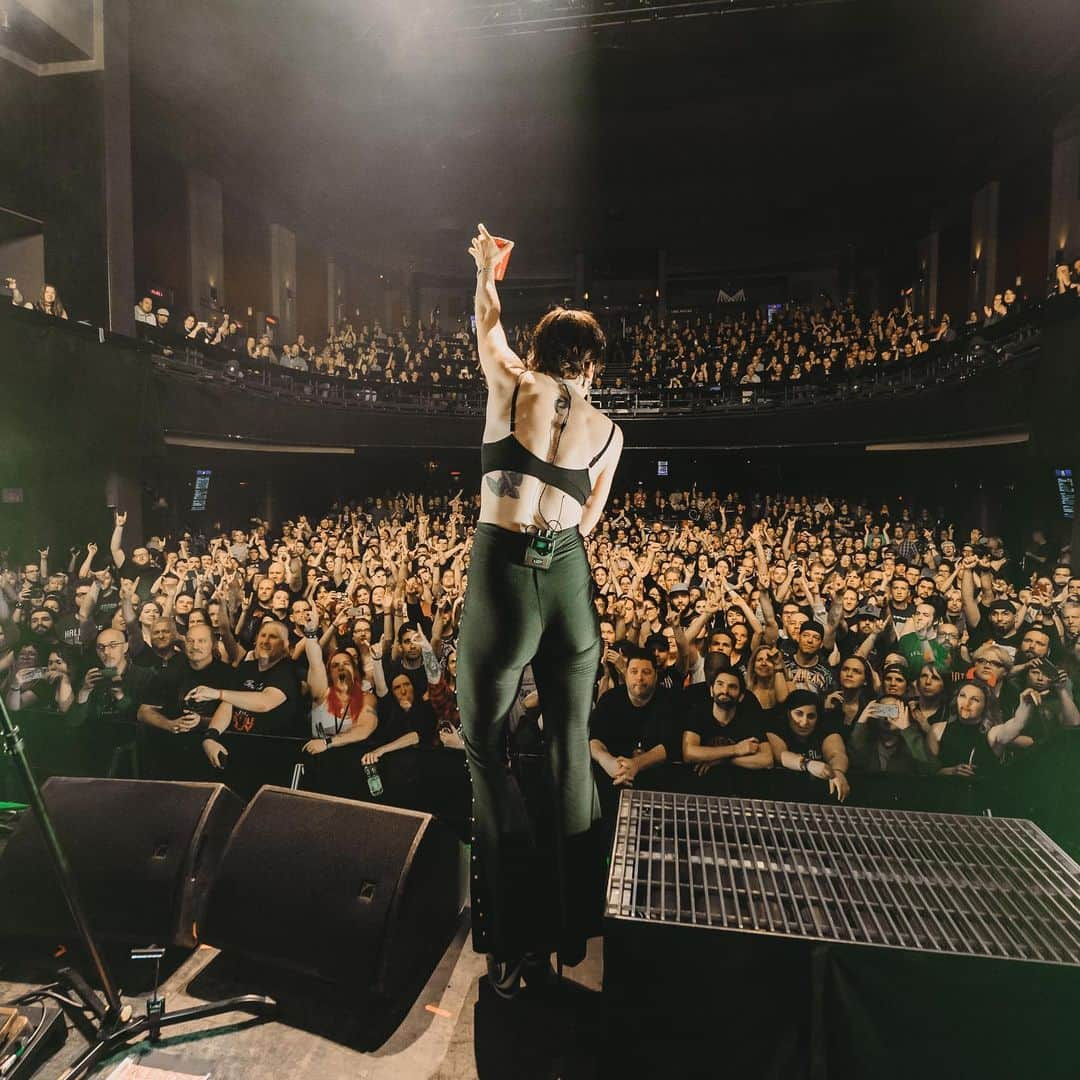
[589,422,617,467]
[509,373,525,433]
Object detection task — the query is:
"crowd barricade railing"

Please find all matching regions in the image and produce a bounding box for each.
[5,704,1079,856]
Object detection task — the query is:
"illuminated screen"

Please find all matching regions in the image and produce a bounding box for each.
[1055,468,1074,520]
[191,469,212,512]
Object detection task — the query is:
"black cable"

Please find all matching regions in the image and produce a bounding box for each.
[0,999,48,1072]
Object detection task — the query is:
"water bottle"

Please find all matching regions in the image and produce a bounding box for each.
[364,762,384,799]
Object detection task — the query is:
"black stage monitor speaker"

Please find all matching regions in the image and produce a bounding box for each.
[0,777,243,949]
[200,786,464,998]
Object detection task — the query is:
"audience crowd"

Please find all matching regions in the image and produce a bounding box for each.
[12,256,1075,402]
[2,488,1076,839]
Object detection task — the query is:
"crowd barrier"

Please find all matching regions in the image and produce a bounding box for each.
[5,706,1078,858]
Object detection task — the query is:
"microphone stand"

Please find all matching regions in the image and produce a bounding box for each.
[0,696,275,1079]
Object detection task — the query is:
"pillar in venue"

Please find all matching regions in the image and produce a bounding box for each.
[1048,106,1080,275]
[970,181,1000,312]
[657,249,668,321]
[104,465,143,545]
[327,257,341,332]
[187,169,224,320]
[269,223,297,344]
[102,0,135,335]
[916,231,940,318]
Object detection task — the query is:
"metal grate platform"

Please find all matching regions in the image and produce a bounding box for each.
[605,790,1080,966]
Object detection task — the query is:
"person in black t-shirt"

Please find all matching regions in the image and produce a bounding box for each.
[589,648,676,817]
[190,620,303,777]
[681,668,773,793]
[137,623,233,779]
[138,624,229,736]
[384,622,428,705]
[766,689,850,801]
[68,627,160,777]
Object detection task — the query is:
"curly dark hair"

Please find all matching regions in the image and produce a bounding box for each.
[528,307,606,380]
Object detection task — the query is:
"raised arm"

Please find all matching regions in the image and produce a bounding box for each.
[960,559,981,628]
[110,510,127,569]
[470,224,522,384]
[302,608,330,701]
[78,542,98,581]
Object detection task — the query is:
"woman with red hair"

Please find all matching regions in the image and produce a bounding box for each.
[299,606,382,798]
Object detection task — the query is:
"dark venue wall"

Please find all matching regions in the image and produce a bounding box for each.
[0,63,41,216]
[998,147,1053,298]
[131,143,189,310]
[222,192,271,327]
[937,216,974,322]
[296,241,328,342]
[0,61,109,325]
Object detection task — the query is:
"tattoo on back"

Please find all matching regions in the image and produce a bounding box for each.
[549,382,572,460]
[486,471,524,499]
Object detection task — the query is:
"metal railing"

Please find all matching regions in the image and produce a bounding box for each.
[2,295,1060,418]
[146,310,1044,419]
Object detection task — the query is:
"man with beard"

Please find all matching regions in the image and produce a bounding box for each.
[385,622,427,704]
[136,623,228,778]
[665,581,693,626]
[189,620,303,796]
[23,606,61,664]
[681,668,773,794]
[236,576,277,649]
[961,556,1021,653]
[589,648,677,820]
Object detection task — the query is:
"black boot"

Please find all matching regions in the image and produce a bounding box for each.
[486,954,525,1000]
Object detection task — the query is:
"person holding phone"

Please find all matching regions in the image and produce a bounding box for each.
[849,691,938,777]
[1001,659,1080,750]
[69,628,159,776]
[457,224,623,996]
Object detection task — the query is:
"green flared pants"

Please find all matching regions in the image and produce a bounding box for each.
[456,523,603,960]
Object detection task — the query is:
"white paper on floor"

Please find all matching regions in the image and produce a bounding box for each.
[105,1056,210,1080]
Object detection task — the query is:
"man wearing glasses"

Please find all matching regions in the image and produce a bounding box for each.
[69,628,159,777]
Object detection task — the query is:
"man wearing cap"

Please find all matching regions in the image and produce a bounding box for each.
[969,598,1022,654]
[149,306,173,345]
[666,581,693,625]
[961,554,1022,653]
[783,618,837,696]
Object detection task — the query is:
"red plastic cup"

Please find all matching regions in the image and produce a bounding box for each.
[493,237,513,281]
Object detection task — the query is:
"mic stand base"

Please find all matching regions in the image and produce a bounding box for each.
[55,993,277,1080]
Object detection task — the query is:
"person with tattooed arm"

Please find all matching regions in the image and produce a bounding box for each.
[458,224,624,997]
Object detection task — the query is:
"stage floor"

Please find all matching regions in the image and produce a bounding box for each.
[0,918,606,1080]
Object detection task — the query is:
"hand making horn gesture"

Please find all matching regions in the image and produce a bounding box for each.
[469,223,513,274]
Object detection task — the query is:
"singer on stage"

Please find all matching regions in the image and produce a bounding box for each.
[457,224,624,996]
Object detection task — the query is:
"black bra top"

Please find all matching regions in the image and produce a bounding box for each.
[481,378,616,507]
